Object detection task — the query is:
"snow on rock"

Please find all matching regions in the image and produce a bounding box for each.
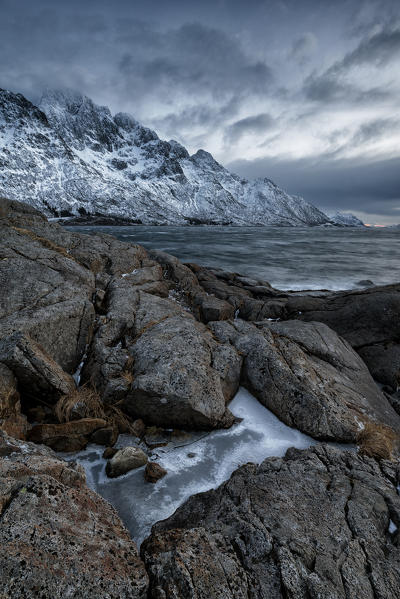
[328,212,365,227]
[389,519,398,534]
[0,87,330,226]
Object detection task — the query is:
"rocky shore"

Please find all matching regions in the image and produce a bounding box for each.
[1,197,400,598]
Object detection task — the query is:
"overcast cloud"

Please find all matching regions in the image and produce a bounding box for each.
[0,0,399,222]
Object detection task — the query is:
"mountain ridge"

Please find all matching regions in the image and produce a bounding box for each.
[0,87,331,226]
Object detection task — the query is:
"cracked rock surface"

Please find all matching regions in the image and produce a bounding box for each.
[0,431,148,598]
[210,318,400,441]
[142,444,400,599]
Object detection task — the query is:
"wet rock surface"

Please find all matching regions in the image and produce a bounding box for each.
[142,444,400,599]
[0,431,148,598]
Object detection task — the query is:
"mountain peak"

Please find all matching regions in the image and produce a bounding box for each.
[39,88,119,152]
[0,88,330,226]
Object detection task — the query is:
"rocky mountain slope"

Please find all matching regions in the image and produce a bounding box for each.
[328,212,365,226]
[0,88,330,226]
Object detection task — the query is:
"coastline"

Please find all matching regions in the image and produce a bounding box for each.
[1,197,400,597]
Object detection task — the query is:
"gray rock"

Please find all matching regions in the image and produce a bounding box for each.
[106,445,148,478]
[0,430,148,598]
[0,332,76,402]
[193,294,235,323]
[210,319,400,441]
[85,277,238,429]
[144,462,168,483]
[124,302,236,429]
[142,444,400,599]
[358,343,400,391]
[287,284,400,349]
[0,363,27,439]
[285,284,400,387]
[0,217,96,372]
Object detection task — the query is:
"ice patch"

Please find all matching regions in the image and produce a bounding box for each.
[62,388,320,545]
[72,350,87,386]
[122,269,139,278]
[389,520,397,534]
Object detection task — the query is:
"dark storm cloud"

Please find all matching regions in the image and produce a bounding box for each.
[225,113,274,143]
[350,118,400,146]
[152,96,241,144]
[289,33,318,64]
[303,75,389,104]
[303,25,400,104]
[118,22,273,102]
[0,0,399,222]
[340,26,400,68]
[228,155,400,219]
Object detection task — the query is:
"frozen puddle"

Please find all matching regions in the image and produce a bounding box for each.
[63,388,316,545]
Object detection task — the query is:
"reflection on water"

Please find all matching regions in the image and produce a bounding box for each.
[65,224,400,290]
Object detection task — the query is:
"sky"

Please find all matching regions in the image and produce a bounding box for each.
[0,0,399,223]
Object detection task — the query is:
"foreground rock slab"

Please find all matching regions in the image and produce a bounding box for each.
[210,318,400,441]
[286,284,400,390]
[142,444,400,599]
[0,431,148,598]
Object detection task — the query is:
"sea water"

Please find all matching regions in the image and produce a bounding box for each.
[65,224,400,291]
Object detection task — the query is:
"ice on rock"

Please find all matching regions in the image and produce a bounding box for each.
[389,520,398,534]
[63,388,316,546]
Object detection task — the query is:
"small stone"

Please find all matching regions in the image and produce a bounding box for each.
[105,446,148,478]
[144,462,167,483]
[131,418,146,438]
[102,446,118,460]
[90,425,118,447]
[187,452,196,458]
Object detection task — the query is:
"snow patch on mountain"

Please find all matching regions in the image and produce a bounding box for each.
[0,88,330,226]
[328,212,365,227]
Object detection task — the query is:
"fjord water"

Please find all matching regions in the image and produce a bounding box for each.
[66,224,400,290]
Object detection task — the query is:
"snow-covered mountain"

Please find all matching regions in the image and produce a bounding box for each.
[328,212,365,227]
[0,88,330,226]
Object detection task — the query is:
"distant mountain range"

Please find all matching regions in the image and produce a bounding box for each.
[0,88,363,227]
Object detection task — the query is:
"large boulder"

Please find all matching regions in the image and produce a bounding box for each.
[357,343,400,390]
[0,431,148,598]
[285,284,400,389]
[0,363,27,439]
[3,197,148,277]
[123,292,241,429]
[210,318,400,441]
[142,444,400,599]
[0,332,76,402]
[189,264,400,389]
[84,278,241,429]
[0,210,96,377]
[286,284,400,348]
